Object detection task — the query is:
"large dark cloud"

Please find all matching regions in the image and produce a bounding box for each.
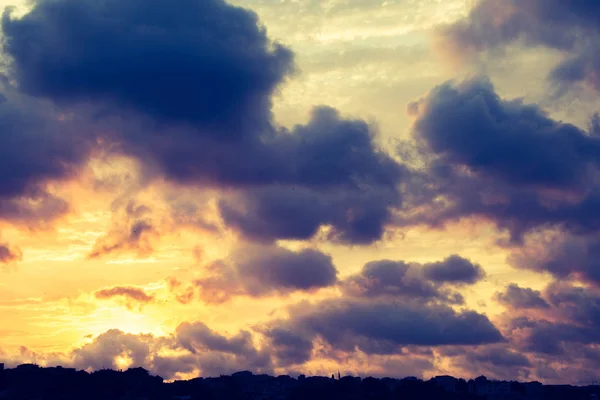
[1,0,404,245]
[269,298,504,355]
[255,254,491,365]
[1,0,293,135]
[408,77,600,189]
[437,0,600,94]
[201,106,404,245]
[194,245,338,304]
[402,77,600,243]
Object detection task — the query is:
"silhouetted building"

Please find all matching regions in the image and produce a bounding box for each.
[0,364,598,400]
[432,375,457,393]
[0,363,5,389]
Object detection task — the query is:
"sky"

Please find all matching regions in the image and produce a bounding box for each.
[1,0,600,386]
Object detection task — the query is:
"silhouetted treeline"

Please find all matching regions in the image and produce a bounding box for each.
[0,363,598,400]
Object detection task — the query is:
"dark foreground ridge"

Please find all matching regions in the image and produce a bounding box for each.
[0,363,599,400]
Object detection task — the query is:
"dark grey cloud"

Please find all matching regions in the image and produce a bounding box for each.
[549,44,600,94]
[262,327,314,367]
[437,0,600,94]
[1,0,404,245]
[0,91,87,198]
[468,345,532,368]
[440,282,600,383]
[1,0,293,136]
[441,344,532,381]
[341,260,431,299]
[271,298,504,355]
[510,233,600,287]
[495,284,550,310]
[422,255,485,285]
[216,106,404,244]
[505,283,600,356]
[408,77,600,189]
[406,77,600,286]
[0,87,93,225]
[220,179,399,245]
[340,257,470,304]
[176,322,256,355]
[175,321,272,373]
[402,77,600,243]
[510,318,599,356]
[544,282,600,328]
[438,0,600,54]
[194,245,337,304]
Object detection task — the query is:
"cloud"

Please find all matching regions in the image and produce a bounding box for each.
[1,0,293,135]
[270,298,504,355]
[503,282,600,357]
[422,255,485,285]
[166,277,196,305]
[174,321,272,373]
[468,345,532,369]
[437,280,600,383]
[4,323,269,380]
[72,329,155,371]
[261,327,314,367]
[12,279,600,384]
[1,0,405,245]
[495,284,550,310]
[68,322,274,379]
[194,245,338,304]
[436,0,600,94]
[442,344,532,381]
[94,286,155,307]
[509,232,600,287]
[341,260,438,300]
[401,77,600,243]
[339,257,474,304]
[408,77,600,189]
[0,87,93,226]
[0,243,22,265]
[215,106,404,244]
[544,282,600,330]
[87,200,157,259]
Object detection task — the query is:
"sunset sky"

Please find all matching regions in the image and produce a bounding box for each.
[1,0,600,385]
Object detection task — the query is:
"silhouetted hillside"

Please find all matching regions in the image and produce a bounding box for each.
[0,363,598,400]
